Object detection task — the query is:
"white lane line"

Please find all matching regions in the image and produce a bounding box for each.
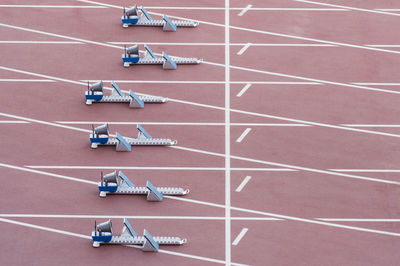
[0,79,54,82]
[0,120,30,124]
[237,43,252,55]
[0,41,83,44]
[236,84,252,97]
[55,121,309,127]
[238,5,253,16]
[235,176,252,192]
[80,80,321,85]
[365,45,400,48]
[225,0,231,264]
[77,0,122,8]
[236,128,252,143]
[0,5,105,8]
[294,0,400,17]
[376,9,400,12]
[0,214,281,221]
[2,65,400,141]
[3,164,400,238]
[0,218,91,239]
[330,169,400,173]
[353,83,400,86]
[25,166,296,171]
[0,163,97,185]
[317,218,400,222]
[78,0,400,55]
[108,42,337,47]
[341,124,400,128]
[232,228,249,245]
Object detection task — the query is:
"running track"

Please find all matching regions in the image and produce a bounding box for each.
[1,0,400,265]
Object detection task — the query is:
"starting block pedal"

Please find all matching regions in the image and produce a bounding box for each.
[122,44,202,69]
[92,218,187,251]
[90,124,177,151]
[85,80,167,107]
[98,170,189,199]
[121,5,199,30]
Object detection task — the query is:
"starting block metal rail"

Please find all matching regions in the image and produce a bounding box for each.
[121,5,199,31]
[90,123,177,151]
[85,81,167,107]
[122,44,202,69]
[98,170,189,199]
[92,218,187,251]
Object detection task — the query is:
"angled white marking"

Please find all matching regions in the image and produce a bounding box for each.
[237,43,251,55]
[232,228,249,245]
[236,176,252,192]
[236,128,252,143]
[236,84,251,97]
[238,5,253,16]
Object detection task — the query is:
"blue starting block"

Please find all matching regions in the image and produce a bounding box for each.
[143,229,159,252]
[162,52,177,70]
[85,80,167,107]
[92,218,187,250]
[163,15,177,32]
[98,170,189,199]
[90,124,177,151]
[116,132,131,152]
[122,44,201,68]
[121,5,199,30]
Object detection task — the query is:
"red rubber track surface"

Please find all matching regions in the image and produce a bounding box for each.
[1,0,400,265]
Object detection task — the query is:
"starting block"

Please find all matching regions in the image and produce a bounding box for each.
[122,44,202,69]
[85,80,167,107]
[90,123,177,151]
[98,170,189,199]
[121,5,199,31]
[92,218,187,251]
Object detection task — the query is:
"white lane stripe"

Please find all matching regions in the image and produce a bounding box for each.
[78,0,400,55]
[80,80,321,85]
[2,164,399,238]
[55,121,309,127]
[235,176,252,192]
[0,120,30,123]
[0,214,281,221]
[232,228,249,245]
[108,42,337,47]
[0,218,91,239]
[0,163,97,185]
[0,79,54,82]
[376,9,400,12]
[225,0,231,264]
[237,43,251,55]
[317,218,400,222]
[236,128,252,143]
[294,0,400,17]
[353,83,400,86]
[0,5,105,8]
[330,169,400,173]
[238,5,253,16]
[341,124,400,128]
[0,41,83,44]
[236,84,252,97]
[365,45,400,48]
[25,166,296,171]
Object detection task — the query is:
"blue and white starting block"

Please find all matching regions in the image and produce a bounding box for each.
[85,81,167,107]
[122,44,202,69]
[90,123,177,151]
[92,218,187,251]
[98,170,189,199]
[121,5,199,31]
